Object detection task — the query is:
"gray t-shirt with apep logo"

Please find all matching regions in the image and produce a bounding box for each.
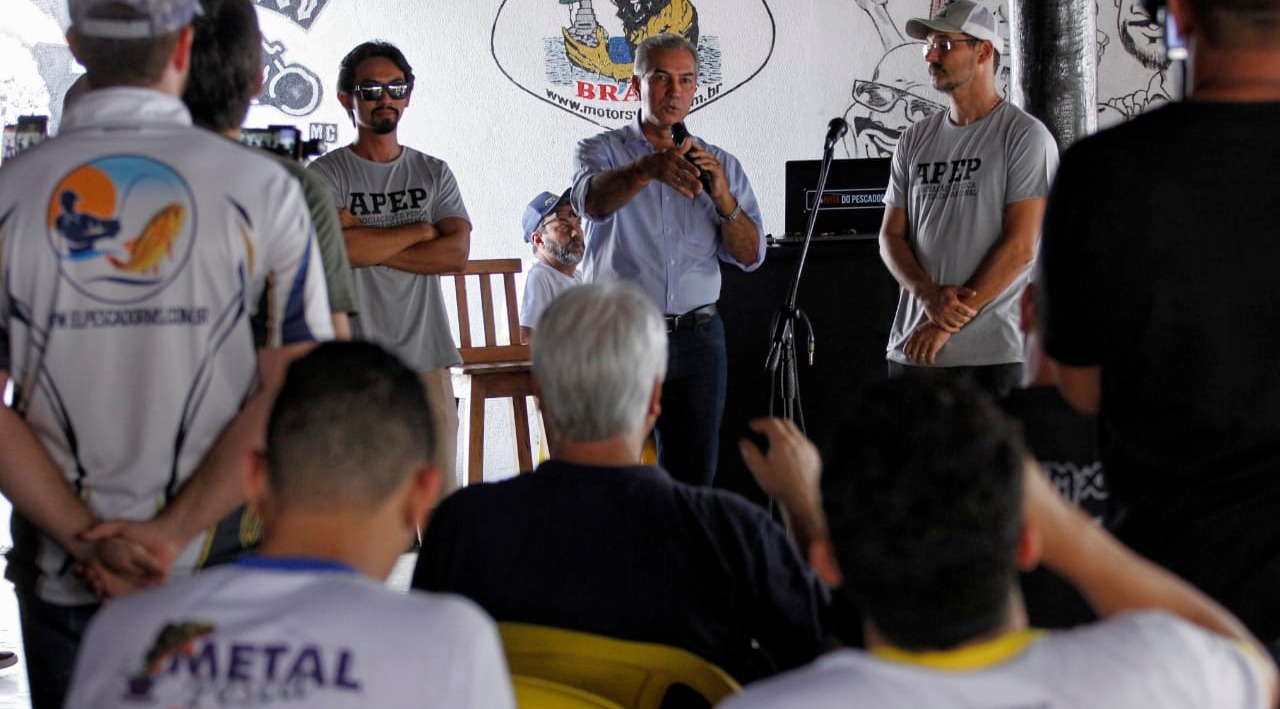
[309,146,468,371]
[884,101,1058,367]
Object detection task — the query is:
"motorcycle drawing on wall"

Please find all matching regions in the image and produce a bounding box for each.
[253,38,323,117]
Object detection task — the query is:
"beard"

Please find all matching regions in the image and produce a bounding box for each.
[545,238,584,266]
[369,107,400,135]
[1119,24,1171,70]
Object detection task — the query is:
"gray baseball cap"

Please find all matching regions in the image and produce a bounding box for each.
[905,0,999,46]
[70,0,204,39]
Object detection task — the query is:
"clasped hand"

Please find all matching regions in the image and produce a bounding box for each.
[74,518,179,601]
[921,284,977,333]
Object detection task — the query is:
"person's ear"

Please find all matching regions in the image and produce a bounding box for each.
[252,62,265,100]
[171,25,194,75]
[66,29,83,63]
[337,91,357,126]
[244,450,273,520]
[1167,0,1194,42]
[1015,519,1044,572]
[405,465,442,529]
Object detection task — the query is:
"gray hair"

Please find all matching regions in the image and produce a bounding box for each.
[634,33,698,77]
[533,282,668,442]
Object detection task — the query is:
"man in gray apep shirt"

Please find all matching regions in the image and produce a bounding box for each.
[879,0,1058,397]
[309,41,470,487]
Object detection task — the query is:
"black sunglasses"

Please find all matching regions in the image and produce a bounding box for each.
[354,82,411,101]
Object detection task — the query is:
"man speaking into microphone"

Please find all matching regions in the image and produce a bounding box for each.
[571,33,765,487]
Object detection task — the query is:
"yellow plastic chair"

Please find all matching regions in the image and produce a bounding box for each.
[498,622,742,709]
[513,675,627,709]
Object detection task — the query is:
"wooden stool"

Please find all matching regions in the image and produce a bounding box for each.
[445,259,536,485]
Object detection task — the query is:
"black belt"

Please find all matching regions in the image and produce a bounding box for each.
[663,304,717,333]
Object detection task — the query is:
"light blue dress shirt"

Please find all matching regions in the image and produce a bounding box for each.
[571,118,766,316]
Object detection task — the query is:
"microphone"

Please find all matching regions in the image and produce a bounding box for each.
[823,117,849,151]
[671,122,713,192]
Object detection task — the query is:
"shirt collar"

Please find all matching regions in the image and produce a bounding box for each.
[622,113,651,146]
[61,87,193,134]
[232,554,359,575]
[869,629,1046,671]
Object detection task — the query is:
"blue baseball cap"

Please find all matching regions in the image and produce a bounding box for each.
[522,189,570,243]
[71,0,204,39]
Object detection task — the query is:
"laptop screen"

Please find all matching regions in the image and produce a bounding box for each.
[783,158,891,238]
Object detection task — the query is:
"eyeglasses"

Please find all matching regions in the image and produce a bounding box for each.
[921,37,983,55]
[852,80,945,121]
[354,81,411,101]
[540,212,582,230]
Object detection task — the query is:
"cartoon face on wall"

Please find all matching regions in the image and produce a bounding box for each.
[1097,0,1173,127]
[1115,0,1169,71]
[843,43,945,158]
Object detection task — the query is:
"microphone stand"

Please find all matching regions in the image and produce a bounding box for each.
[764,130,841,430]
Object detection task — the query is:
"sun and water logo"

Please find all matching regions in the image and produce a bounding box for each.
[46,155,196,305]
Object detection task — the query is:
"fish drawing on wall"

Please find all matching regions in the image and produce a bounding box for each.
[492,0,773,127]
[560,0,699,80]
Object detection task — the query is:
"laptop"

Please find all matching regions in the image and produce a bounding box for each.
[779,158,891,242]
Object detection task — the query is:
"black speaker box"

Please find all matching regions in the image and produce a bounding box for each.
[715,239,900,506]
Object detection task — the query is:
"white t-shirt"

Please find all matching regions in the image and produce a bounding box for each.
[721,612,1268,709]
[65,557,516,709]
[0,88,333,604]
[518,260,583,329]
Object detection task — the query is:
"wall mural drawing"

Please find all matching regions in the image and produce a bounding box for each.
[492,0,774,127]
[562,0,700,81]
[2,0,79,133]
[252,0,332,31]
[0,0,329,139]
[253,37,324,117]
[842,0,945,158]
[1098,0,1170,127]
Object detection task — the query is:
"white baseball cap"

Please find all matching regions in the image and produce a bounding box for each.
[905,0,999,46]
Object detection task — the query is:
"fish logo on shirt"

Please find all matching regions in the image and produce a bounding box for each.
[45,156,197,305]
[126,621,217,700]
[106,204,186,274]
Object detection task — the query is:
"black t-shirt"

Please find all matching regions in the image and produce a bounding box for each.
[413,460,829,682]
[1001,386,1103,629]
[1001,385,1106,521]
[1038,101,1280,639]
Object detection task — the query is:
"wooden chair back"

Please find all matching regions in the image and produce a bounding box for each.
[449,258,530,365]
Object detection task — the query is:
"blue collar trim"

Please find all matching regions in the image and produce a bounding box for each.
[233,555,358,575]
